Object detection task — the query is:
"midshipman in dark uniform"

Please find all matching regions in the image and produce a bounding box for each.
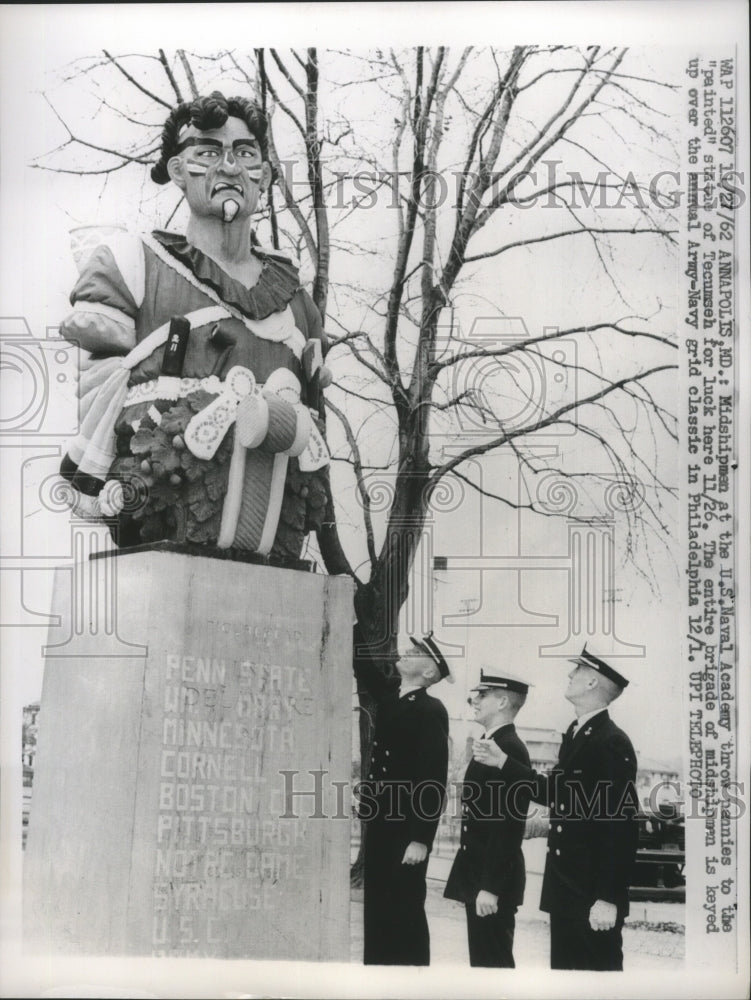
[473,646,639,971]
[354,627,452,965]
[444,670,531,967]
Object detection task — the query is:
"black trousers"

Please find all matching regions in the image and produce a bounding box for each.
[363,826,430,965]
[549,909,625,971]
[464,902,517,967]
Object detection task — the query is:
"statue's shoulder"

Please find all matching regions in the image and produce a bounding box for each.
[253,242,300,270]
[69,226,147,309]
[70,225,145,272]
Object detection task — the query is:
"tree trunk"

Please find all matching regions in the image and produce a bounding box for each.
[349,682,375,888]
[348,471,432,884]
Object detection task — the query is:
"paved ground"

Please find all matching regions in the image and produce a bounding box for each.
[351,840,685,968]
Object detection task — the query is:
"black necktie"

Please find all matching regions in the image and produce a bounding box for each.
[560,720,577,751]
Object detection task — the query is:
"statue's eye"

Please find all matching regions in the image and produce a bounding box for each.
[237,147,258,160]
[195,148,220,159]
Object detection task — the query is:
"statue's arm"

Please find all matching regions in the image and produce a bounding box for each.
[60,241,141,355]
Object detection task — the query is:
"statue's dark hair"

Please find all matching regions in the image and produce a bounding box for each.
[151,91,268,185]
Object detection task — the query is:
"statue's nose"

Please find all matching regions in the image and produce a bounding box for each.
[220,150,241,173]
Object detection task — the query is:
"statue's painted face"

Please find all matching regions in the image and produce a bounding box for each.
[169,117,270,223]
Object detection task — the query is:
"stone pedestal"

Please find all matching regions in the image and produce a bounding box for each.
[23,547,354,960]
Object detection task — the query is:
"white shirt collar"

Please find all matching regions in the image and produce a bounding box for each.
[573,707,607,733]
[398,683,423,699]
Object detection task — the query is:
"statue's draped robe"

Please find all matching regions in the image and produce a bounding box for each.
[61,231,328,558]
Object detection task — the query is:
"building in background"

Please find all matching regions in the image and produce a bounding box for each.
[22,702,40,850]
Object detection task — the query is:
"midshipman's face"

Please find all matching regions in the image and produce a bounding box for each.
[468,688,501,727]
[565,661,596,704]
[395,647,436,685]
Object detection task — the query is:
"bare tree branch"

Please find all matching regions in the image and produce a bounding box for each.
[431,319,676,379]
[304,48,330,318]
[102,49,173,108]
[430,363,677,483]
[265,110,318,264]
[177,49,199,99]
[158,49,184,102]
[269,48,306,99]
[262,62,307,139]
[464,224,678,264]
[325,397,377,568]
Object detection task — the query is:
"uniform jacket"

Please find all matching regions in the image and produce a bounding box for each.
[444,724,531,907]
[501,710,638,916]
[354,628,449,850]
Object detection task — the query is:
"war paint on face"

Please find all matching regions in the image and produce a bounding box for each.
[174,118,267,223]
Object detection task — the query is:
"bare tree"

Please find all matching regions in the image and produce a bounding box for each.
[38,45,680,879]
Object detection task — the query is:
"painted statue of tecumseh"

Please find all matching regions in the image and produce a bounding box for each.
[59,91,332,561]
